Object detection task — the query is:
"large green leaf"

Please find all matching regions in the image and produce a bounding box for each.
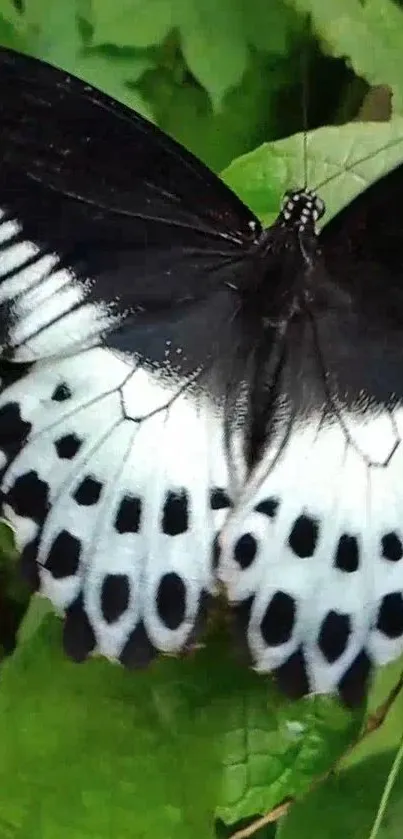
[222,118,403,226]
[0,613,361,838]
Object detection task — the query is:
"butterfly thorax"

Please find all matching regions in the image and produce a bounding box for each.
[246,188,325,329]
[279,188,325,233]
[277,188,325,276]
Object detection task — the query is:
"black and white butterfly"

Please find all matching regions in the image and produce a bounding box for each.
[0,46,402,707]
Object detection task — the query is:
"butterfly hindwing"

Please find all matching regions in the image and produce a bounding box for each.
[0,345,238,663]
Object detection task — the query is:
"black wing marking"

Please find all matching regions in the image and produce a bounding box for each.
[0,47,261,363]
[0,47,257,239]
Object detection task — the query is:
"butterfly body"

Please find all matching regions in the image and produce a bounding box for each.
[0,47,403,705]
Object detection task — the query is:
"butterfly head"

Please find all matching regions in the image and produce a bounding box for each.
[280,188,325,233]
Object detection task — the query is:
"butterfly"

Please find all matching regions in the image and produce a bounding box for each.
[0,45,402,708]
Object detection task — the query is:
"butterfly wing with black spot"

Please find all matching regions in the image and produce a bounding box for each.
[218,162,403,706]
[0,47,263,666]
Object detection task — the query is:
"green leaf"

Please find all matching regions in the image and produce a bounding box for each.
[277,751,403,839]
[0,9,28,52]
[222,142,288,224]
[92,0,249,108]
[0,519,17,563]
[0,0,22,28]
[287,0,403,113]
[0,617,361,837]
[16,594,54,646]
[148,51,290,172]
[240,0,302,54]
[91,0,175,48]
[217,691,361,825]
[5,0,155,117]
[343,658,403,769]
[222,118,403,226]
[16,0,82,66]
[177,0,248,109]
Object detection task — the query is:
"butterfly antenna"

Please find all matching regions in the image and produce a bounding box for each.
[301,18,310,190]
[302,106,308,190]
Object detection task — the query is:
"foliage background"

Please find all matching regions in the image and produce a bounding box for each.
[1,0,403,837]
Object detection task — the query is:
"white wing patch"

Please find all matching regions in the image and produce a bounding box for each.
[218,400,403,701]
[0,211,122,361]
[0,346,233,665]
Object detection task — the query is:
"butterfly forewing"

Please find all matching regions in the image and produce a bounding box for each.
[0,47,260,364]
[0,48,257,240]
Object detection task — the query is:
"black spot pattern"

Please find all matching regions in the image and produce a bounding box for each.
[119,622,157,668]
[101,574,130,623]
[274,647,309,699]
[51,382,72,402]
[210,488,231,510]
[55,433,82,460]
[156,572,186,629]
[73,476,102,506]
[45,530,81,578]
[381,533,403,562]
[114,495,142,533]
[377,592,403,638]
[161,489,188,535]
[334,534,359,572]
[338,650,372,707]
[260,591,296,646]
[0,402,31,473]
[255,497,279,518]
[6,471,49,522]
[234,533,257,569]
[0,360,31,388]
[288,514,319,558]
[63,595,96,662]
[318,610,351,663]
